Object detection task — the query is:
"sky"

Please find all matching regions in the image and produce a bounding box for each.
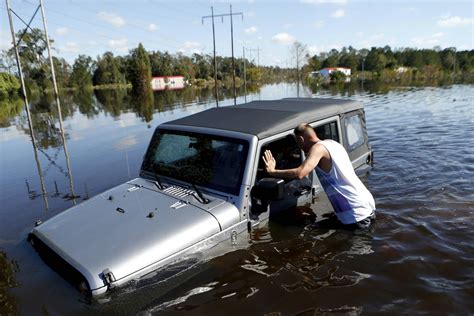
[1,0,473,67]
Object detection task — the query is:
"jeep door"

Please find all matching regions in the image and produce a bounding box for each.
[252,133,313,220]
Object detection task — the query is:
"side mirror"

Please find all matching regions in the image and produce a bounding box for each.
[252,178,285,201]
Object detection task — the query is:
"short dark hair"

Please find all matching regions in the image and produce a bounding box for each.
[293,123,312,136]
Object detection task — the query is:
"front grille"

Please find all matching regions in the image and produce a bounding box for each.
[28,233,91,295]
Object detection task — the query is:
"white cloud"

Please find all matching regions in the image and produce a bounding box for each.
[108,38,128,52]
[331,9,345,18]
[314,20,324,28]
[245,26,257,34]
[272,32,295,45]
[308,44,343,55]
[179,41,201,54]
[59,42,79,53]
[98,12,125,28]
[437,16,474,28]
[411,33,444,46]
[148,23,158,31]
[301,0,347,4]
[56,27,69,36]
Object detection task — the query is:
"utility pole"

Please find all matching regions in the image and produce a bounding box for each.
[6,0,48,209]
[243,46,247,103]
[202,7,219,107]
[203,5,243,106]
[246,47,261,67]
[6,0,76,205]
[39,0,76,205]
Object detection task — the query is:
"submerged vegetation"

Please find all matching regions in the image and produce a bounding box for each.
[0,250,19,315]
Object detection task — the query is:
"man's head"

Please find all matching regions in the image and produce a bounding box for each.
[293,123,320,152]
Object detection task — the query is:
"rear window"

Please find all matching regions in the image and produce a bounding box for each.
[345,114,365,151]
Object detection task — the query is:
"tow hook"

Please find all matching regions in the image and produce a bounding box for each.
[102,268,116,287]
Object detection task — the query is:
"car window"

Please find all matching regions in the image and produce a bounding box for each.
[345,114,365,151]
[142,129,248,195]
[257,135,302,181]
[314,121,339,142]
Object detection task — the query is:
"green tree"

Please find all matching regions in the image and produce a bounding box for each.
[192,53,211,79]
[149,51,174,76]
[0,72,20,95]
[330,70,347,82]
[52,56,71,89]
[339,46,358,72]
[93,52,126,85]
[70,55,94,88]
[128,43,152,93]
[365,47,387,73]
[321,49,339,68]
[174,53,195,79]
[440,48,456,72]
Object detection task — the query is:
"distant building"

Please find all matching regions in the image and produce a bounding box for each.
[316,67,351,78]
[151,76,185,91]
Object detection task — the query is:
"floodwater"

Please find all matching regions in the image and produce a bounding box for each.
[0,83,473,315]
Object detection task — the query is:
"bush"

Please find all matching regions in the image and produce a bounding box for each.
[0,73,20,95]
[330,70,346,82]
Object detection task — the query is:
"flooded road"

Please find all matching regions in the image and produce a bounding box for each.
[0,83,473,315]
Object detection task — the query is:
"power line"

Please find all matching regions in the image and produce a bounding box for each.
[245,47,261,67]
[21,0,183,50]
[202,5,243,106]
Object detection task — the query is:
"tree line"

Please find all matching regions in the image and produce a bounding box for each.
[303,45,473,81]
[0,28,291,95]
[1,28,473,96]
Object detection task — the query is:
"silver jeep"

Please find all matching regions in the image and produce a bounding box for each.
[29,98,373,297]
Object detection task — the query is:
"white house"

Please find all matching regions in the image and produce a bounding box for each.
[151,76,185,91]
[317,67,351,78]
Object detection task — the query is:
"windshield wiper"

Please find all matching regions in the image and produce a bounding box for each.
[152,166,165,190]
[191,183,210,204]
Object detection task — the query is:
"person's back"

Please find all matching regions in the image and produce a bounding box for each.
[315,139,375,224]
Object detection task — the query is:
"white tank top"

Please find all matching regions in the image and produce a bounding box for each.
[316,140,375,224]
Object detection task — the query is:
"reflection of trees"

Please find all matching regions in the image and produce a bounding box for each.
[0,250,19,315]
[131,87,154,122]
[154,89,178,113]
[94,88,128,118]
[73,88,99,118]
[0,96,23,128]
[15,93,74,149]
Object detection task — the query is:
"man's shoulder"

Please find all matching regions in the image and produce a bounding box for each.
[309,141,330,157]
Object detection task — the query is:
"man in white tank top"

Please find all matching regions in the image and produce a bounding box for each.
[262,123,376,229]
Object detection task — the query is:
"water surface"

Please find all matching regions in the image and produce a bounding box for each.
[0,83,473,315]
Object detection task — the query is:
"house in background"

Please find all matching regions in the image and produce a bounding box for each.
[151,76,185,91]
[313,67,351,79]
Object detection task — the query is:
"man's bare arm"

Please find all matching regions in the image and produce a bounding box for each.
[262,145,325,180]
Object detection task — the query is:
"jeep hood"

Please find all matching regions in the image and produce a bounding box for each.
[30,178,239,293]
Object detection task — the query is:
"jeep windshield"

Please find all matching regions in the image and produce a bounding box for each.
[141,129,249,196]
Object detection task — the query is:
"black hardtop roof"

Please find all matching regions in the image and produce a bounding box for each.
[162,98,362,139]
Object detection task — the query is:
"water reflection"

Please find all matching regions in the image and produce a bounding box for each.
[0,96,23,128]
[21,93,78,209]
[0,84,268,136]
[1,83,473,315]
